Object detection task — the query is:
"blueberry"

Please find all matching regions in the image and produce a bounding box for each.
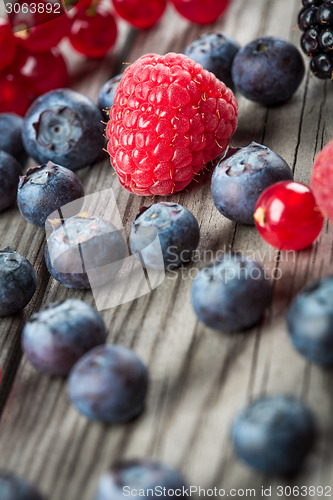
[45,214,127,289]
[96,459,187,500]
[232,395,316,475]
[184,32,240,88]
[0,470,45,500]
[231,36,305,106]
[0,113,25,160]
[98,74,122,119]
[17,161,84,228]
[0,248,37,316]
[0,150,21,212]
[211,142,293,225]
[287,276,333,366]
[68,344,148,423]
[191,253,272,332]
[22,299,106,376]
[22,89,105,171]
[129,202,200,271]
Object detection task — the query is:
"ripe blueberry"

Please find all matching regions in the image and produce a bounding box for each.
[211,142,293,225]
[22,89,105,171]
[184,32,240,89]
[68,344,148,423]
[96,459,187,500]
[191,253,272,332]
[0,248,37,316]
[0,470,45,500]
[130,202,200,271]
[45,214,127,289]
[17,161,84,228]
[98,74,122,119]
[0,113,25,161]
[22,299,107,376]
[232,36,305,105]
[232,395,316,475]
[0,150,21,212]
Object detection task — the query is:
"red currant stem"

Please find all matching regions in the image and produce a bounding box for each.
[86,0,101,17]
[254,206,267,227]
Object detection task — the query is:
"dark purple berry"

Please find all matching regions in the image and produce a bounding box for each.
[211,142,293,225]
[287,276,333,366]
[0,150,21,212]
[302,0,321,6]
[22,89,104,171]
[184,32,240,89]
[0,248,37,316]
[98,74,122,119]
[129,202,200,271]
[0,471,45,500]
[310,51,333,77]
[316,1,333,25]
[45,214,127,289]
[318,26,333,50]
[232,395,316,475]
[231,37,305,106]
[96,460,187,500]
[68,344,148,423]
[191,253,272,332]
[301,27,320,55]
[22,299,107,376]
[298,6,318,31]
[17,161,84,228]
[0,113,25,160]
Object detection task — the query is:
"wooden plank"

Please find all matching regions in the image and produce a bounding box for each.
[1,0,333,498]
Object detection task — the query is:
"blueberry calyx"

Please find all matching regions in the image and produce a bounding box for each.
[33,107,82,152]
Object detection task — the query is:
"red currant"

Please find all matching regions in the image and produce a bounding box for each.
[170,0,231,24]
[13,12,70,52]
[0,75,30,115]
[111,0,166,29]
[13,48,68,98]
[254,181,324,251]
[69,7,117,58]
[0,18,16,71]
[311,139,333,222]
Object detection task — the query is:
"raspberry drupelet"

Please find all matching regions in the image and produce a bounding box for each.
[106,52,238,196]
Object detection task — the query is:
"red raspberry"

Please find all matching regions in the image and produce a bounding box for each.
[106,52,238,196]
[311,139,333,221]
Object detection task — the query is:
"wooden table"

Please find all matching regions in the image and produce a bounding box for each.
[1,0,333,498]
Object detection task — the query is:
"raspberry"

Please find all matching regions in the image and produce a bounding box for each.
[106,52,238,196]
[311,139,333,221]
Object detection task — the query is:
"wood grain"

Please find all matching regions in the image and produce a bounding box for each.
[1,0,333,498]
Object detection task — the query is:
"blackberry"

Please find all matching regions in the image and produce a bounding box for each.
[298,0,333,78]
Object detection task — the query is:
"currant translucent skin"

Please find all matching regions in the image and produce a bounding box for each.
[69,7,118,59]
[112,0,167,29]
[0,19,16,72]
[0,76,30,116]
[171,0,231,25]
[254,181,324,251]
[13,13,70,53]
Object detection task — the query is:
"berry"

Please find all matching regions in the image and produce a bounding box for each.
[171,0,231,25]
[298,6,318,31]
[96,460,187,500]
[301,27,320,55]
[69,7,117,59]
[98,74,122,119]
[0,150,21,212]
[22,299,106,376]
[0,248,37,316]
[287,276,333,366]
[107,52,238,196]
[22,89,105,171]
[232,37,305,106]
[310,52,333,77]
[0,75,30,116]
[130,202,200,270]
[184,32,240,89]
[17,161,84,228]
[191,253,272,332]
[0,470,45,500]
[317,1,333,24]
[254,181,324,251]
[111,0,167,29]
[0,113,24,160]
[45,214,127,289]
[13,48,68,98]
[68,344,148,423]
[0,18,16,72]
[211,142,293,225]
[311,139,333,220]
[232,395,316,475]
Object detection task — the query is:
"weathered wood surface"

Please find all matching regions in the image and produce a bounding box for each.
[1,0,333,498]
